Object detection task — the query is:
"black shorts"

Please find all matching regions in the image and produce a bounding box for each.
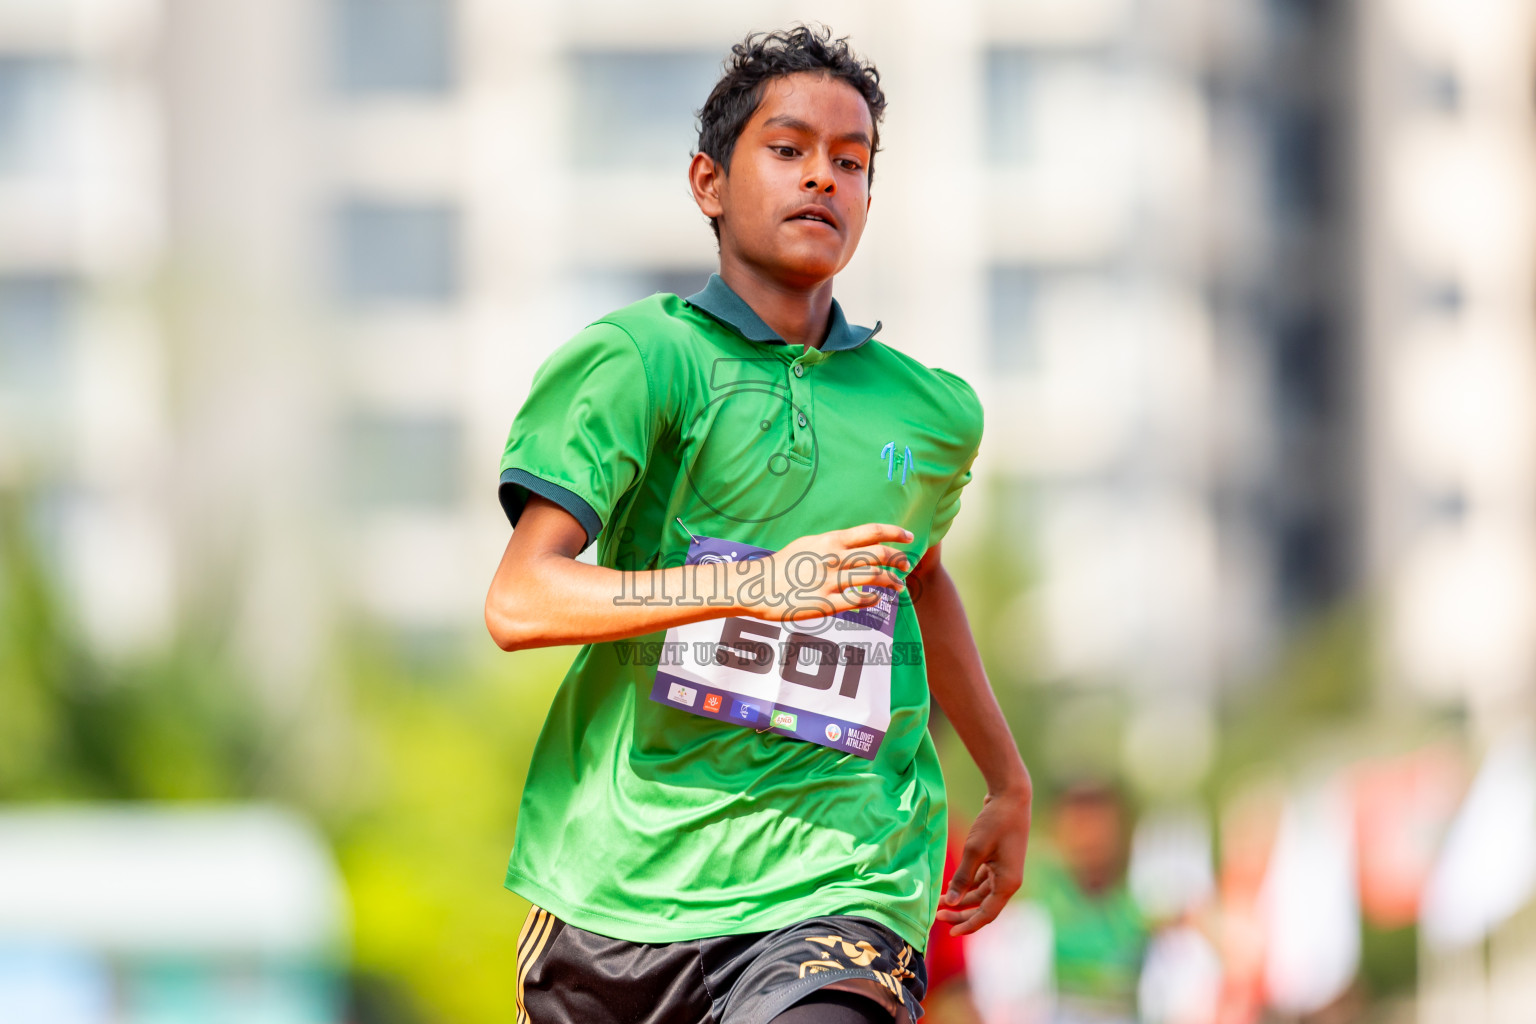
[515,906,928,1024]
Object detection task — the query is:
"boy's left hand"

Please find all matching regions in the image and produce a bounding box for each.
[934,786,1032,935]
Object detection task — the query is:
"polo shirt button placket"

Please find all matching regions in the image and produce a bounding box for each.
[787,358,814,458]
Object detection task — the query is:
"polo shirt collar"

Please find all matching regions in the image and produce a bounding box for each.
[685,273,881,352]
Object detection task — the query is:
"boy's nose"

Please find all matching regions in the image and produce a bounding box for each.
[803,163,835,194]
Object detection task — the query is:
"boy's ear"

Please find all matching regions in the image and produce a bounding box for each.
[689,151,725,222]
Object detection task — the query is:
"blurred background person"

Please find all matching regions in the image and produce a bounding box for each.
[1027,781,1149,1024]
[963,780,1150,1024]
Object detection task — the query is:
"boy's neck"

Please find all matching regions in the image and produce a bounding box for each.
[717,255,835,350]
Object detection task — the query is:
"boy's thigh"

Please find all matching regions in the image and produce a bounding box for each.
[516,906,712,1024]
[517,906,927,1024]
[702,915,926,1024]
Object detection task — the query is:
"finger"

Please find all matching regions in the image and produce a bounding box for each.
[841,545,913,573]
[839,523,914,549]
[992,865,1024,903]
[838,570,906,597]
[936,874,996,924]
[785,577,899,619]
[943,845,986,905]
[943,866,995,910]
[778,595,842,622]
[948,886,1012,937]
[817,585,897,618]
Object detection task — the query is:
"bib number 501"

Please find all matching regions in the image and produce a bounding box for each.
[715,618,866,698]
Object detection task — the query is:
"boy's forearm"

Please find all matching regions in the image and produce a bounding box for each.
[487,554,746,651]
[485,512,913,651]
[913,563,1030,797]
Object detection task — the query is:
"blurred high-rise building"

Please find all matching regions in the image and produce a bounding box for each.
[1,0,1531,730]
[1354,0,1536,729]
[0,0,171,655]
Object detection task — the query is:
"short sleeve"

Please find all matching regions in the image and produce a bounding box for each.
[928,371,984,547]
[498,322,654,552]
[929,448,978,547]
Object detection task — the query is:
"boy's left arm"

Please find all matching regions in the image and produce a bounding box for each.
[910,542,1033,936]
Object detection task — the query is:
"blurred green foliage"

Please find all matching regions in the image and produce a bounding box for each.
[0,494,268,801]
[331,637,565,1024]
[0,494,567,1024]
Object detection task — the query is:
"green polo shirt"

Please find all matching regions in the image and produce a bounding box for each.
[497,275,983,948]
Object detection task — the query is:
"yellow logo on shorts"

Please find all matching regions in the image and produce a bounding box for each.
[804,934,880,967]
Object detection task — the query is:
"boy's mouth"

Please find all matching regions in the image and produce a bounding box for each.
[786,205,839,230]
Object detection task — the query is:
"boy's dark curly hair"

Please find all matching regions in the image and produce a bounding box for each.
[696,25,887,239]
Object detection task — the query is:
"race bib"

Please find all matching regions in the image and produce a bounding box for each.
[648,535,896,759]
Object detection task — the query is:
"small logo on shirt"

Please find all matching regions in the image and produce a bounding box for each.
[667,683,697,707]
[703,693,723,713]
[880,442,913,484]
[825,723,843,742]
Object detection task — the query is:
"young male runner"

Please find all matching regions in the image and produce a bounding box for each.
[485,26,1032,1024]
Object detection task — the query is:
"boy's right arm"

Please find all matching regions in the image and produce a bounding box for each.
[484,495,914,651]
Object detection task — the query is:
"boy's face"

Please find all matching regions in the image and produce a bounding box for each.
[692,72,874,286]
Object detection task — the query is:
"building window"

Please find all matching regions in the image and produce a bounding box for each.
[989,267,1126,374]
[335,200,459,306]
[988,266,1040,373]
[0,280,74,405]
[1265,0,1331,37]
[1271,309,1334,422]
[332,0,454,96]
[984,49,1034,164]
[569,52,722,169]
[1276,512,1341,616]
[0,56,74,176]
[1267,104,1331,220]
[344,412,462,509]
[569,267,711,327]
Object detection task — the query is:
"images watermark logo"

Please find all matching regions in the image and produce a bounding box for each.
[682,358,819,525]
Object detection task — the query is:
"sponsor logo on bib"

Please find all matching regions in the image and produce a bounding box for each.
[845,727,876,753]
[825,723,843,742]
[731,699,765,724]
[667,683,697,707]
[703,693,723,713]
[772,710,798,731]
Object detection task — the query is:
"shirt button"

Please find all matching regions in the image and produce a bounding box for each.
[793,364,804,378]
[797,413,808,427]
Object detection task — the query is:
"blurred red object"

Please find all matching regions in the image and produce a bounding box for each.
[1352,745,1464,927]
[1215,781,1282,1024]
[926,836,969,994]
